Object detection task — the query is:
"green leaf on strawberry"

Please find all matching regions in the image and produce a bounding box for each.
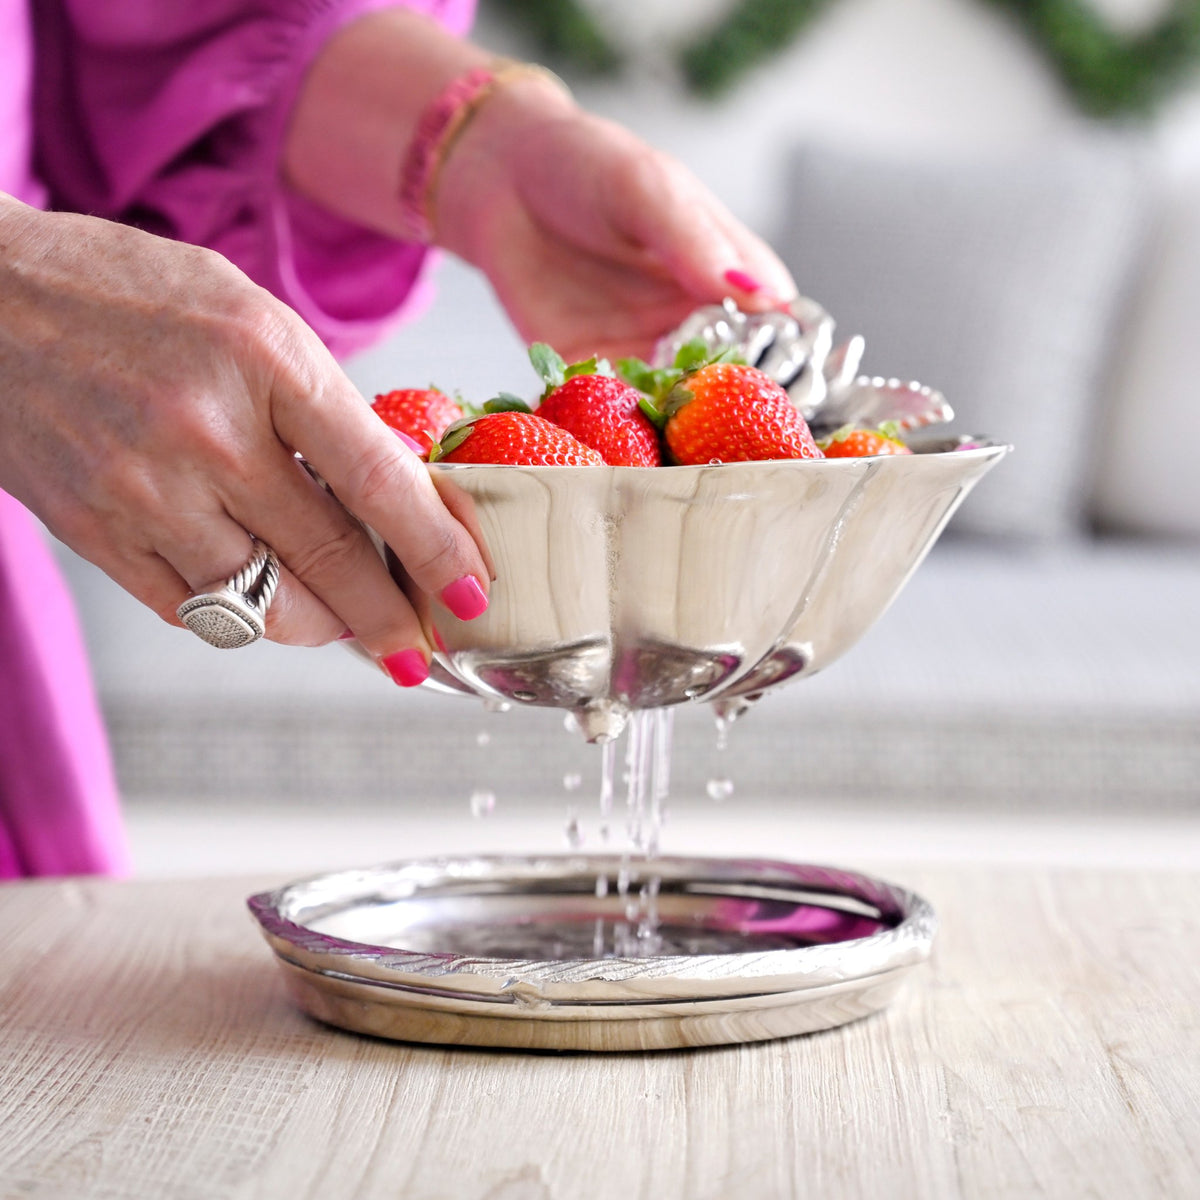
[618,339,742,413]
[529,343,614,399]
[483,393,533,414]
[615,356,660,397]
[674,339,715,374]
[563,354,612,382]
[428,416,476,461]
[529,343,567,390]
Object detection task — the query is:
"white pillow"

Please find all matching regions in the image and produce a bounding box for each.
[1088,156,1200,539]
[776,137,1153,539]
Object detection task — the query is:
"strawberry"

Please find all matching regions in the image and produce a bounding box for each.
[819,423,912,458]
[372,387,465,455]
[530,344,660,467]
[430,410,604,466]
[641,360,822,465]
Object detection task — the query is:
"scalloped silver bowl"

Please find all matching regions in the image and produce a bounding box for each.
[348,440,1007,740]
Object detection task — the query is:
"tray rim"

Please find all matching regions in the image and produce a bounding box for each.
[248,854,937,1006]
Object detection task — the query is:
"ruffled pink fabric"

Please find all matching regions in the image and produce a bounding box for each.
[31,0,475,356]
[0,491,129,877]
[2,0,474,876]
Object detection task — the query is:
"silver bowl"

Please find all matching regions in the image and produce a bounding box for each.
[343,298,1006,739]
[355,442,1005,740]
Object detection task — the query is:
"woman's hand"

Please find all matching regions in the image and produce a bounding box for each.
[282,9,795,366]
[0,196,489,682]
[434,77,798,363]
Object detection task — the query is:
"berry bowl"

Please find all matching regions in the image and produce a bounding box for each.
[342,297,1007,740]
[400,442,1005,741]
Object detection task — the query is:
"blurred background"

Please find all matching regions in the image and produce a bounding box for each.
[57,0,1200,877]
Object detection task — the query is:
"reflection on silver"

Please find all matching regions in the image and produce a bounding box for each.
[248,854,936,1051]
[347,444,1006,740]
[653,297,953,437]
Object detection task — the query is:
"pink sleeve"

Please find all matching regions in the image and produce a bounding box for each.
[31,0,476,359]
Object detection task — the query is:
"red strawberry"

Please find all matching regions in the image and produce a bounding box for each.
[431,412,604,466]
[372,387,464,455]
[538,374,661,467]
[524,342,661,467]
[820,424,913,458]
[656,362,822,465]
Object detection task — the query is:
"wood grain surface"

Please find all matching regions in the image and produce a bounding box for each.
[1,865,1197,1199]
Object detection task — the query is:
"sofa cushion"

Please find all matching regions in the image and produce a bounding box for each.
[1087,152,1200,539]
[775,137,1152,539]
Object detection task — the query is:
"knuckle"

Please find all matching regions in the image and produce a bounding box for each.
[202,282,308,381]
[104,456,167,509]
[43,499,103,553]
[402,524,462,581]
[222,295,292,362]
[286,524,369,588]
[615,143,673,201]
[347,445,421,511]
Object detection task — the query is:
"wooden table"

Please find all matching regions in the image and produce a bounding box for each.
[1,865,1197,1199]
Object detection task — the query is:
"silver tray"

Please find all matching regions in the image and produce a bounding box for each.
[248,855,935,1052]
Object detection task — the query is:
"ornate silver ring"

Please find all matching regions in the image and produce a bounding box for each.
[176,539,280,649]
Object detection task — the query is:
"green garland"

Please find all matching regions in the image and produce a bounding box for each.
[982,0,1200,116]
[679,0,835,97]
[484,0,1200,117]
[485,0,621,75]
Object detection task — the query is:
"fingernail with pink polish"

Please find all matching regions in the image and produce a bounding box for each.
[440,575,488,621]
[432,626,447,653]
[381,648,429,687]
[336,629,356,641]
[724,268,769,294]
[394,429,425,455]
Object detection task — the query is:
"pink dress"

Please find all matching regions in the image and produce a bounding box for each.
[0,0,473,877]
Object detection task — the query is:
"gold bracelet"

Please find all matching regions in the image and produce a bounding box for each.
[396,60,570,245]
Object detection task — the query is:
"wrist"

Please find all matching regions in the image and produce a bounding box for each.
[282,8,490,240]
[433,70,576,264]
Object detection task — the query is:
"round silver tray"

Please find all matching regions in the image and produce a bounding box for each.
[248,855,936,1052]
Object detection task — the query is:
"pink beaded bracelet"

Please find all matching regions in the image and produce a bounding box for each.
[396,60,568,245]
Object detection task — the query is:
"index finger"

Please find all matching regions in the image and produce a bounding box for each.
[271,362,491,619]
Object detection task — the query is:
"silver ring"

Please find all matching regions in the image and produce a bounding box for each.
[176,539,280,649]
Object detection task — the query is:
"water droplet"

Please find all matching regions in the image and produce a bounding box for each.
[482,698,511,714]
[714,714,730,752]
[562,772,582,792]
[511,689,536,701]
[475,730,491,748]
[706,777,734,802]
[469,789,496,818]
[562,712,580,735]
[564,813,583,849]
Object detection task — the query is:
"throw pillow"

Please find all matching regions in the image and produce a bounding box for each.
[775,137,1152,539]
